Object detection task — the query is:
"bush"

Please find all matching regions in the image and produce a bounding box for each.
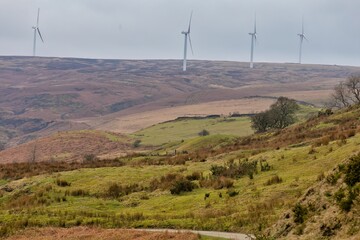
[83,154,97,162]
[198,129,210,136]
[186,171,201,181]
[68,189,89,197]
[210,160,258,179]
[260,160,271,172]
[106,183,142,198]
[293,203,307,224]
[201,177,234,190]
[264,175,283,186]
[227,189,239,197]
[170,179,196,195]
[344,154,360,187]
[56,179,71,187]
[107,183,122,198]
[150,173,182,191]
[133,140,141,148]
[326,173,340,185]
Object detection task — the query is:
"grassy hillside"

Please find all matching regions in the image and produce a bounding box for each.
[0,106,359,239]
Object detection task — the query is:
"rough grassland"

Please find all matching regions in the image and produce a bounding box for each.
[0,106,359,239]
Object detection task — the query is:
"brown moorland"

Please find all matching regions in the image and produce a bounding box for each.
[1,56,359,147]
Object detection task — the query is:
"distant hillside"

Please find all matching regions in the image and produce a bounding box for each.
[0,56,359,147]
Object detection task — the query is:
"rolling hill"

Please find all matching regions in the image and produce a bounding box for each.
[1,56,359,148]
[0,101,359,239]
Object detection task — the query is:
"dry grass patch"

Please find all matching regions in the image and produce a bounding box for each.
[6,227,199,240]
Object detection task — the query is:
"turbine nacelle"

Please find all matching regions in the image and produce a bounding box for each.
[32,8,44,56]
[181,11,193,71]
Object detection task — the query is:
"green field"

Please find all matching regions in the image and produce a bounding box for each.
[132,104,318,147]
[132,117,253,146]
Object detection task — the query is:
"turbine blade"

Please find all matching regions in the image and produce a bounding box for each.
[188,34,194,55]
[37,28,44,42]
[37,8,40,27]
[303,35,308,42]
[188,11,193,33]
[254,13,257,34]
[302,16,304,34]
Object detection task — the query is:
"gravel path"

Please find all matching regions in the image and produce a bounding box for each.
[137,229,255,240]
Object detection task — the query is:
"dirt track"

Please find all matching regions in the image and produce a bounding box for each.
[138,229,255,240]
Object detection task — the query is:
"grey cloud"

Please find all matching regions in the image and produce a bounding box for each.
[0,0,359,65]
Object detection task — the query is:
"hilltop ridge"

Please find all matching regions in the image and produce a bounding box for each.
[1,56,359,148]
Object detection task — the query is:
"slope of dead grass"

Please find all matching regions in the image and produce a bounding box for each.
[0,130,133,164]
[5,227,199,240]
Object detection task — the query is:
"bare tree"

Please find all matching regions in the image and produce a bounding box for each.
[346,76,360,104]
[330,81,351,108]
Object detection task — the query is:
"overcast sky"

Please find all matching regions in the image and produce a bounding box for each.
[0,0,359,66]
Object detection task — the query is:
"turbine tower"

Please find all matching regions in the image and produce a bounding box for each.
[248,15,257,69]
[181,11,193,72]
[32,8,44,56]
[297,18,308,64]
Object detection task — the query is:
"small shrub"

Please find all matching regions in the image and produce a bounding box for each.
[56,179,71,187]
[344,154,360,186]
[260,160,271,172]
[264,175,283,186]
[204,193,210,200]
[308,147,317,154]
[317,172,325,181]
[150,173,182,191]
[227,189,239,197]
[133,139,141,148]
[70,189,89,197]
[339,198,353,212]
[212,177,234,189]
[326,173,340,185]
[293,203,307,224]
[170,179,196,195]
[186,171,201,181]
[198,129,210,136]
[334,189,345,203]
[107,183,122,198]
[83,154,97,162]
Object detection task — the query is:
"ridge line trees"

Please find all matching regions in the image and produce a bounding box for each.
[330,75,360,108]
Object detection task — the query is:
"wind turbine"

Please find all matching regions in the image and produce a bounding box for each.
[181,11,193,72]
[297,18,308,64]
[32,8,44,56]
[248,14,257,69]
